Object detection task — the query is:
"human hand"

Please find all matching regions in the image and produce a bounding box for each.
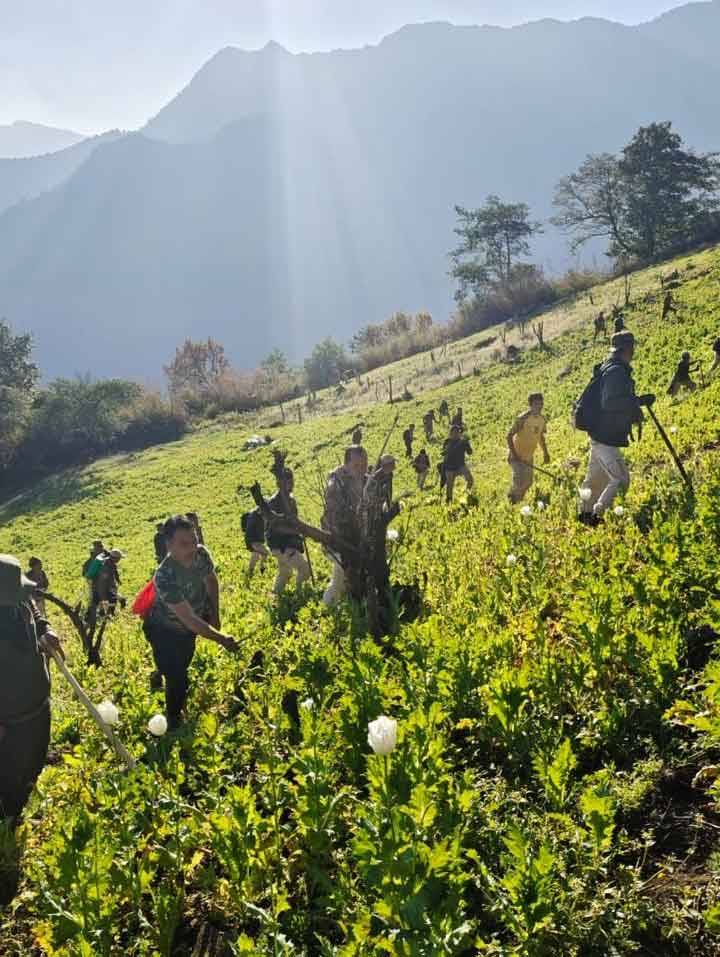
[218,635,239,653]
[638,393,656,407]
[40,629,65,661]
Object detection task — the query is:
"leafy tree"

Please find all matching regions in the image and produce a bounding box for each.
[260,349,290,380]
[164,338,230,396]
[553,123,720,261]
[414,312,433,333]
[451,196,543,302]
[0,319,38,467]
[351,324,385,354]
[304,338,348,391]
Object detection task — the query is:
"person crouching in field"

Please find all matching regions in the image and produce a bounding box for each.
[442,425,473,503]
[267,469,311,596]
[667,351,698,397]
[413,449,431,489]
[143,515,238,730]
[506,393,550,504]
[1,555,63,839]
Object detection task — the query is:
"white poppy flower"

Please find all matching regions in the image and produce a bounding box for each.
[520,505,533,516]
[148,714,168,737]
[386,528,400,542]
[579,487,593,502]
[367,715,398,755]
[300,698,315,712]
[614,505,625,516]
[97,699,120,727]
[506,553,518,566]
[536,501,546,511]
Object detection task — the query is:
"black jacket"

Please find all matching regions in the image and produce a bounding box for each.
[443,437,472,470]
[266,493,303,553]
[588,357,642,448]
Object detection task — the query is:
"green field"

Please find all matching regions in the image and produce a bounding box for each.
[2,246,720,956]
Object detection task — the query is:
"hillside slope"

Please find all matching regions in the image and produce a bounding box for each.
[2,9,720,378]
[1,246,719,954]
[0,121,85,159]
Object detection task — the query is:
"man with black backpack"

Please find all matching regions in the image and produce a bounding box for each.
[242,508,268,577]
[574,331,655,524]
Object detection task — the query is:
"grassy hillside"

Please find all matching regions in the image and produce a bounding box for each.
[1,246,720,955]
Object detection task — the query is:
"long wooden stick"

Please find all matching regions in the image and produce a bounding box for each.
[647,405,694,494]
[48,648,136,770]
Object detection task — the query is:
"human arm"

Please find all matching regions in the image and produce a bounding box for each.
[506,420,520,460]
[601,367,643,420]
[166,599,237,650]
[540,426,550,464]
[205,571,220,630]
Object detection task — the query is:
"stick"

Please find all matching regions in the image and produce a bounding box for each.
[376,413,400,468]
[303,537,316,588]
[48,648,136,770]
[524,461,564,485]
[646,405,694,493]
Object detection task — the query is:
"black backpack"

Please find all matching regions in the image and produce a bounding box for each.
[572,364,608,432]
[241,510,265,544]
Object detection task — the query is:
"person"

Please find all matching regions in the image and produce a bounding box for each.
[186,512,205,546]
[442,425,474,503]
[710,337,720,376]
[451,407,464,429]
[266,470,310,595]
[613,315,625,334]
[82,541,107,624]
[242,508,268,577]
[413,449,431,489]
[153,523,167,564]
[403,423,415,459]
[579,331,655,523]
[321,445,368,606]
[593,312,607,342]
[668,351,698,397]
[352,425,363,445]
[25,557,49,617]
[506,393,550,504]
[661,291,678,321]
[94,548,126,616]
[422,409,436,441]
[0,554,63,830]
[438,399,450,422]
[143,515,238,730]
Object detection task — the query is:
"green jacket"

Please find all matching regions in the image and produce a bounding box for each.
[0,602,50,722]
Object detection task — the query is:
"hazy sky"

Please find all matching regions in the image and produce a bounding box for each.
[0,0,692,132]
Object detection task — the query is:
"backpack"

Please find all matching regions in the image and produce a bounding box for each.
[241,509,265,545]
[132,578,156,619]
[84,555,106,581]
[572,365,607,432]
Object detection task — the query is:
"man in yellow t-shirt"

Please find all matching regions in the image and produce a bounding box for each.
[506,393,550,504]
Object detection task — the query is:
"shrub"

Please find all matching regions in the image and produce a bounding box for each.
[117,393,188,450]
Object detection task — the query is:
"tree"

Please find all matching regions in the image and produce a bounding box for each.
[551,153,630,255]
[553,123,720,261]
[351,324,385,354]
[619,122,720,260]
[304,338,348,391]
[450,196,543,302]
[414,312,433,334]
[164,338,230,396]
[0,320,38,467]
[260,349,290,380]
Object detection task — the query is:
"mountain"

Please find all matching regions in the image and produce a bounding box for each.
[0,121,86,158]
[0,131,125,215]
[1,4,720,381]
[638,0,720,68]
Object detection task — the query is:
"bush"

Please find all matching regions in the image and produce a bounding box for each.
[117,393,188,450]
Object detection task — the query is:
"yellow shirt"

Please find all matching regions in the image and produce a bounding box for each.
[512,411,546,463]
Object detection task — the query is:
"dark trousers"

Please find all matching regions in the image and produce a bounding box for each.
[143,621,196,729]
[0,703,50,823]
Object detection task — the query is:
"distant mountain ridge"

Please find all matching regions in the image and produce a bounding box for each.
[0,2,719,380]
[0,120,86,158]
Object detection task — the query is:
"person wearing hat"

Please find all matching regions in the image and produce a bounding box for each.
[579,331,655,522]
[265,470,310,596]
[321,445,368,606]
[0,555,63,829]
[442,424,474,504]
[95,549,126,612]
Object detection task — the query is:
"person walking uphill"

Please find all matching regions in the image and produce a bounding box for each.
[578,331,655,524]
[403,424,415,459]
[0,555,63,831]
[143,515,238,730]
[266,470,310,595]
[667,351,698,397]
[442,425,474,503]
[507,394,550,504]
[321,445,368,607]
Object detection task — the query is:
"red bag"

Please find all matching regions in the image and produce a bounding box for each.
[132,578,156,618]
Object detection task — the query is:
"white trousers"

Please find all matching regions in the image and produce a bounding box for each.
[323,558,347,607]
[271,548,310,594]
[581,441,630,515]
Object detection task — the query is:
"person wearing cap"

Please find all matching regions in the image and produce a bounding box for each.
[25,557,49,617]
[0,555,63,830]
[321,445,368,607]
[667,350,698,397]
[94,548,126,616]
[506,394,550,504]
[579,331,655,523]
[266,470,310,596]
[442,424,474,504]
